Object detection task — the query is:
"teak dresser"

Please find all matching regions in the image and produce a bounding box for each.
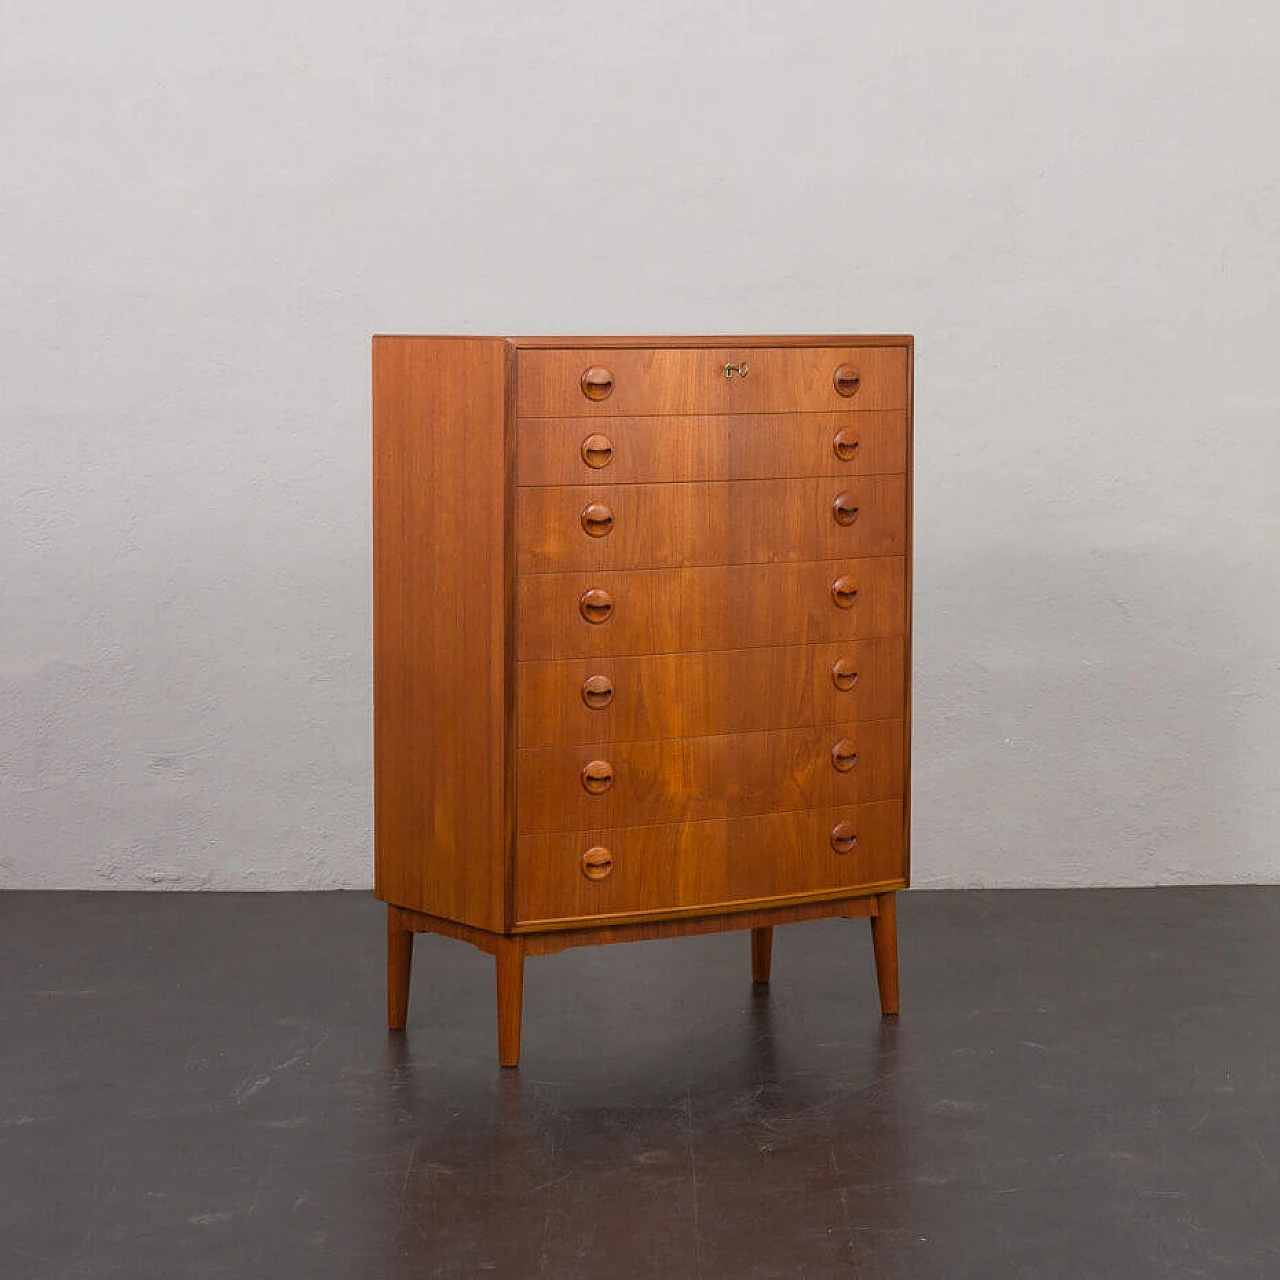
[373,335,913,1066]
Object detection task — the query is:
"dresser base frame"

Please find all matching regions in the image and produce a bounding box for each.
[386,892,901,1067]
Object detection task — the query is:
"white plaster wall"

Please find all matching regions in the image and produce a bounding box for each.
[2,1,1278,889]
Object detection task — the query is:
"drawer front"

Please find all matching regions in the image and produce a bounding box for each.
[516,800,905,925]
[517,346,908,416]
[516,411,908,486]
[517,476,906,573]
[517,557,906,660]
[517,719,903,834]
[517,639,906,747]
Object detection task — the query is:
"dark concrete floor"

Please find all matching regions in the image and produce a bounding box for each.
[2,889,1279,1278]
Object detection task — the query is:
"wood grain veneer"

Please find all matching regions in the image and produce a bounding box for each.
[515,410,908,486]
[516,476,906,572]
[372,336,510,932]
[517,638,906,747]
[374,334,914,1063]
[516,719,904,833]
[518,557,906,660]
[517,345,909,416]
[515,800,905,925]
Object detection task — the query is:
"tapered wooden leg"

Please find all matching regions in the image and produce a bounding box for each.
[869,892,900,1016]
[495,937,525,1068]
[751,926,774,984]
[387,908,414,1031]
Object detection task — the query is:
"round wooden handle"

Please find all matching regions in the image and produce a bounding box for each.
[580,366,614,402]
[581,433,614,469]
[831,739,858,772]
[582,846,613,880]
[833,364,861,398]
[580,502,615,538]
[579,588,614,624]
[830,822,858,855]
[832,493,860,527]
[833,428,860,461]
[830,658,859,692]
[580,759,614,794]
[581,674,613,709]
[831,576,858,609]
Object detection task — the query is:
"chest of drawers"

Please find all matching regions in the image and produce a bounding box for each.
[373,335,913,1066]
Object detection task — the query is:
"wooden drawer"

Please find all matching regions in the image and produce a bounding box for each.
[516,800,905,925]
[517,346,908,416]
[517,557,906,660]
[516,411,909,486]
[517,476,906,573]
[517,719,903,834]
[517,638,906,747]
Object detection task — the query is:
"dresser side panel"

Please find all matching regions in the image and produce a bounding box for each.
[373,337,509,931]
[902,338,914,888]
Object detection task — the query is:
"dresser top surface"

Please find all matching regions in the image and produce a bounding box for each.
[372,334,914,349]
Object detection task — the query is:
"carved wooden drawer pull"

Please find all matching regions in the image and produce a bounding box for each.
[580,366,614,402]
[581,674,613,709]
[578,588,614,624]
[580,759,614,794]
[831,493,860,527]
[833,428,860,461]
[830,658,859,692]
[582,846,614,880]
[831,739,858,772]
[580,433,614,468]
[830,576,858,609]
[833,364,861,398]
[829,822,858,855]
[580,502,615,538]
